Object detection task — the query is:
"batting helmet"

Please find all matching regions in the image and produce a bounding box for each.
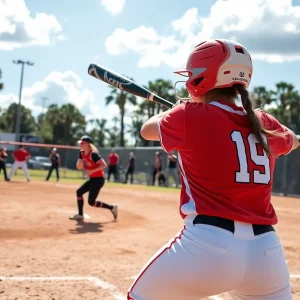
[174,39,253,97]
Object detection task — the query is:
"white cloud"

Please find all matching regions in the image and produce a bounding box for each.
[0,71,98,119]
[0,71,138,130]
[105,26,181,68]
[100,0,126,16]
[0,0,63,50]
[105,0,300,68]
[171,8,199,36]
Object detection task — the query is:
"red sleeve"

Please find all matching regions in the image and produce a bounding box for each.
[158,103,185,153]
[258,110,294,157]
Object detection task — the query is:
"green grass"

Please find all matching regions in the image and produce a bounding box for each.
[5,168,180,193]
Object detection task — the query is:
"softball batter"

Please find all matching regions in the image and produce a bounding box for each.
[69,136,118,221]
[128,39,299,299]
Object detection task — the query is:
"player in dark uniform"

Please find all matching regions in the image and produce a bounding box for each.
[0,147,9,181]
[45,148,60,181]
[69,136,118,221]
[123,152,135,184]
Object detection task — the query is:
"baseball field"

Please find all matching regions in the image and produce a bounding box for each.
[1,178,300,300]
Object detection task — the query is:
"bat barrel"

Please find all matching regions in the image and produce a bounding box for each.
[88,63,174,109]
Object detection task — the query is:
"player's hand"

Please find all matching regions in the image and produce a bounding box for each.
[173,98,191,108]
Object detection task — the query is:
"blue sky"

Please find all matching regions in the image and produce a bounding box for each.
[1,0,300,130]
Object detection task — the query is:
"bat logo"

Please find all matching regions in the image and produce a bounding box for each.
[103,71,132,90]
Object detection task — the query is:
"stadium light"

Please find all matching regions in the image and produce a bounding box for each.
[13,60,34,142]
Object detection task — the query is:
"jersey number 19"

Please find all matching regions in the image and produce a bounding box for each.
[231,131,270,185]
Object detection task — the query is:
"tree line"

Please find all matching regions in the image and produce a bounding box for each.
[0,76,299,148]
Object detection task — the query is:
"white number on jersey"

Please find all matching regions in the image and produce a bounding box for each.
[231,131,270,184]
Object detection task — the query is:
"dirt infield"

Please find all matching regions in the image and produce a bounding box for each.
[0,180,299,300]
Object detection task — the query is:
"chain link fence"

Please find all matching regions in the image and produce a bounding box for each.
[2,143,299,195]
[3,146,175,185]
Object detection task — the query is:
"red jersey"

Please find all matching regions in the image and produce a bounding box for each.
[80,150,104,178]
[158,101,293,225]
[13,148,30,162]
[108,153,119,166]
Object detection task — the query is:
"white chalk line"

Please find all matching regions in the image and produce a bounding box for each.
[0,276,125,300]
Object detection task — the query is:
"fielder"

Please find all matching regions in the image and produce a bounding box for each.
[127,39,299,300]
[69,136,118,221]
[0,147,9,181]
[8,145,31,182]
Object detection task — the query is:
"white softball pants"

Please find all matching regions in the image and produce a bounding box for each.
[8,161,30,180]
[128,221,291,300]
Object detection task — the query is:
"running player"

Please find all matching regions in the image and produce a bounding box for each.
[69,136,118,221]
[8,145,31,182]
[128,39,299,299]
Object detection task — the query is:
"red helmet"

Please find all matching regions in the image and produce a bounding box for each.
[174,39,253,97]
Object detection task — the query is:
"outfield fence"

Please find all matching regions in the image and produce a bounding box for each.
[1,143,176,186]
[1,141,300,195]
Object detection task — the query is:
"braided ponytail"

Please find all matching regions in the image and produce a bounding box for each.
[235,84,271,155]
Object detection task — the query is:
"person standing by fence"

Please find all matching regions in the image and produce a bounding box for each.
[0,147,9,181]
[107,149,119,182]
[45,148,60,182]
[124,152,135,184]
[152,151,166,186]
[165,151,179,188]
[8,145,31,182]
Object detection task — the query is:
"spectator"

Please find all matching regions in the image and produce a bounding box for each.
[107,149,119,182]
[45,148,60,182]
[8,145,31,182]
[0,147,9,181]
[124,152,135,184]
[165,151,179,188]
[152,151,166,186]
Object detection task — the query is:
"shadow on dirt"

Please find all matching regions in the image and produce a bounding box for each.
[68,220,114,234]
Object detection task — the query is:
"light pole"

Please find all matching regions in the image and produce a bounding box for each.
[13,60,34,142]
[40,97,48,134]
[41,96,48,114]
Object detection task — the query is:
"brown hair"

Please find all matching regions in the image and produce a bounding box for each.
[235,84,271,155]
[211,84,274,155]
[89,143,99,153]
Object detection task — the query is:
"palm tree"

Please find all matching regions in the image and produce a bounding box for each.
[251,86,274,110]
[140,79,177,119]
[89,118,107,147]
[0,103,36,134]
[44,103,86,145]
[127,111,144,146]
[271,82,299,128]
[105,80,137,147]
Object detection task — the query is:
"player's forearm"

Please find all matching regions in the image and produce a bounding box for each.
[96,160,107,171]
[76,159,83,170]
[92,165,106,172]
[141,110,171,141]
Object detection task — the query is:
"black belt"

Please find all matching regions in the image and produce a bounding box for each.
[193,215,274,236]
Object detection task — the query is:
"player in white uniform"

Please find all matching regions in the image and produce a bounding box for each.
[8,145,31,182]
